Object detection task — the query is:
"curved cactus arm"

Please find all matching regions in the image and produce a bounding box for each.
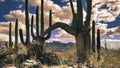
[19,29,26,45]
[70,0,75,15]
[31,15,36,40]
[42,22,77,37]
[43,9,52,40]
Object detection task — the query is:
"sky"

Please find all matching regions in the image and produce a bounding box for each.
[0,0,120,49]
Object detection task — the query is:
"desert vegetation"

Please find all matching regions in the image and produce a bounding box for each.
[0,0,120,68]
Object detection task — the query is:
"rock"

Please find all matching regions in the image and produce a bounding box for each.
[2,64,16,68]
[44,52,63,66]
[20,59,42,68]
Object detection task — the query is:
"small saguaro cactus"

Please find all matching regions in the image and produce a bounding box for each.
[15,19,18,49]
[97,29,101,61]
[104,39,108,51]
[92,21,96,52]
[2,19,18,56]
[9,22,13,48]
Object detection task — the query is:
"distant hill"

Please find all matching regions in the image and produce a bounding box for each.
[46,41,75,52]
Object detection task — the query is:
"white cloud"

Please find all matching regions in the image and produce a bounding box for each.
[92,0,120,22]
[5,10,25,23]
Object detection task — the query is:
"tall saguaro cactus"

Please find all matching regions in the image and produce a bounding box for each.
[19,0,30,45]
[42,0,92,63]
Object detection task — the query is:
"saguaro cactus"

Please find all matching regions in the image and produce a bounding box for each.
[97,29,101,61]
[31,9,52,54]
[19,0,52,63]
[92,21,96,52]
[42,0,92,63]
[31,0,52,63]
[15,19,18,51]
[9,23,13,47]
[104,39,108,51]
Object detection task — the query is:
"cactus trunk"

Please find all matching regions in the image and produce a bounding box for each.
[75,34,86,63]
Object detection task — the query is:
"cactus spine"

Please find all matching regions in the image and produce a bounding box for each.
[97,29,101,61]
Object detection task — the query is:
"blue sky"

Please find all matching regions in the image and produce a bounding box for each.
[0,0,120,49]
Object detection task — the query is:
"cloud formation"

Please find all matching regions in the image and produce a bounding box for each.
[92,0,120,22]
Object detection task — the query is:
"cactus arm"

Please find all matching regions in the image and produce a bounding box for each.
[86,0,92,22]
[84,0,92,31]
[42,22,77,37]
[9,23,12,47]
[70,0,75,15]
[41,0,44,34]
[43,9,52,40]
[15,19,18,50]
[36,6,39,36]
[31,15,36,40]
[77,0,83,32]
[25,0,30,44]
[19,29,26,45]
[49,10,52,27]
